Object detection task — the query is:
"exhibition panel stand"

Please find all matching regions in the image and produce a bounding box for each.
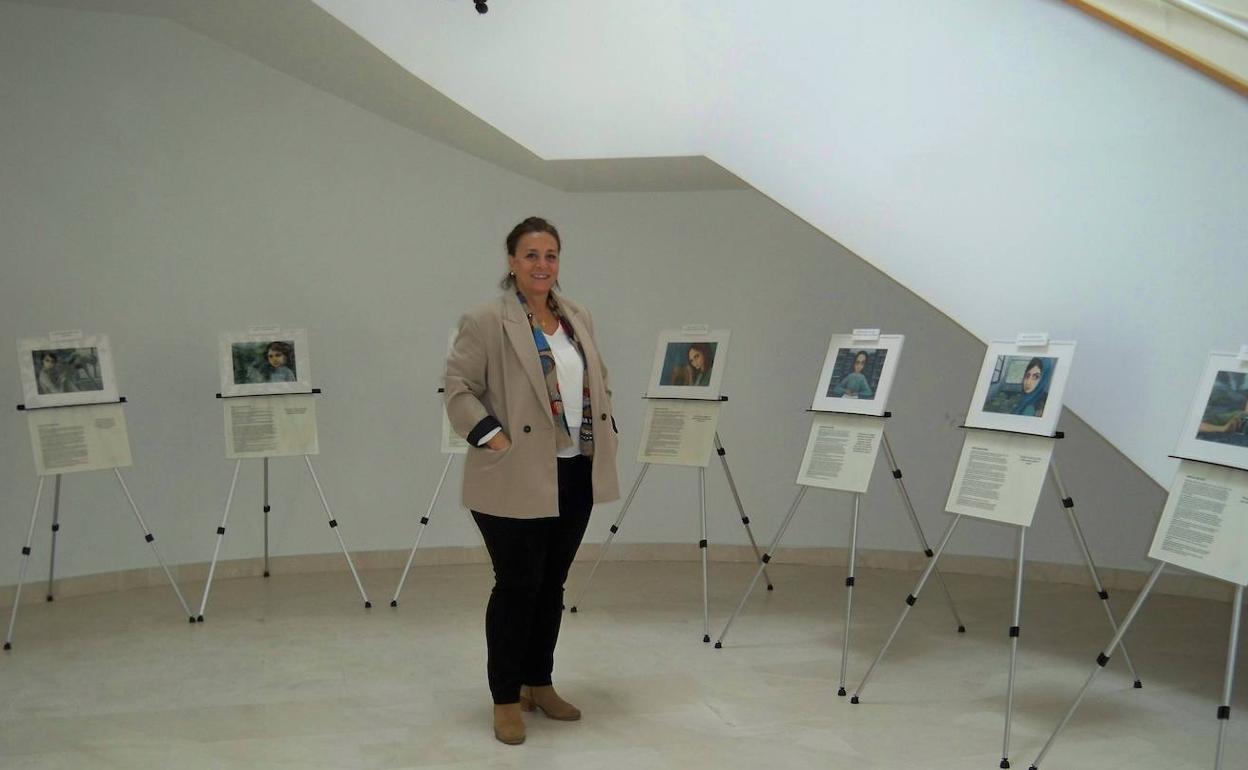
[568,395,774,644]
[848,427,1143,769]
[7,397,193,650]
[713,412,967,700]
[196,388,371,621]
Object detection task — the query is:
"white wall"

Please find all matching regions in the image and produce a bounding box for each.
[1,2,1163,587]
[314,0,1248,485]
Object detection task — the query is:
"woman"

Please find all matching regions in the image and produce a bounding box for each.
[444,216,620,745]
[1011,357,1049,417]
[830,350,873,399]
[668,343,714,386]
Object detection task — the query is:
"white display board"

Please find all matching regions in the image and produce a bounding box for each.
[17,331,120,409]
[796,412,884,493]
[637,399,721,467]
[1148,460,1248,586]
[1173,352,1248,472]
[645,328,730,400]
[964,339,1076,438]
[218,328,312,397]
[27,403,133,475]
[945,429,1055,528]
[223,394,319,459]
[810,332,903,416]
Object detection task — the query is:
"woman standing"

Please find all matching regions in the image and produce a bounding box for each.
[444,217,620,745]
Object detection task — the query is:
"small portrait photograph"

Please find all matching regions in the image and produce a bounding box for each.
[981,356,1058,418]
[231,340,298,385]
[647,329,731,399]
[219,329,312,397]
[964,340,1076,438]
[1176,354,1248,471]
[18,333,120,409]
[660,341,718,388]
[811,333,904,415]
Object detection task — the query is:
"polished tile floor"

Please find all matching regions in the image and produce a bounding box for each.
[0,560,1243,769]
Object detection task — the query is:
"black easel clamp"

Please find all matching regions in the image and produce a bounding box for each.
[905,594,917,606]
[1096,652,1110,667]
[50,524,59,532]
[698,539,708,549]
[328,519,338,528]
[845,576,855,587]
[1218,706,1231,719]
[17,397,128,412]
[716,447,726,456]
[21,547,31,555]
[217,388,322,399]
[1008,625,1020,638]
[957,424,1063,440]
[419,516,430,525]
[263,505,271,513]
[892,469,903,479]
[1061,497,1074,508]
[761,554,772,564]
[144,533,154,542]
[1097,589,1109,600]
[609,524,619,534]
[216,526,226,535]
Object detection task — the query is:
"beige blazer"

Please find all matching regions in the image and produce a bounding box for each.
[444,292,620,519]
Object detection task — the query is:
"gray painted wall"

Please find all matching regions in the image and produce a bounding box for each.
[0,2,1165,583]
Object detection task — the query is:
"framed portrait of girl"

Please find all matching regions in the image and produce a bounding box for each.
[646,329,731,400]
[219,328,312,397]
[965,339,1077,437]
[811,333,904,416]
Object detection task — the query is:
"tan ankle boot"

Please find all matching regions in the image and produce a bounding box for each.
[492,703,525,745]
[519,684,581,721]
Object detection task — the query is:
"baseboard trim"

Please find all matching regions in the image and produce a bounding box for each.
[0,543,1236,608]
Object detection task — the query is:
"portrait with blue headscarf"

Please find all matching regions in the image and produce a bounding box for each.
[982,356,1056,418]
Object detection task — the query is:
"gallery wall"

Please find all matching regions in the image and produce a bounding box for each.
[1,1,1165,587]
[313,0,1248,487]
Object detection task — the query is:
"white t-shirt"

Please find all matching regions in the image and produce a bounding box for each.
[547,324,584,458]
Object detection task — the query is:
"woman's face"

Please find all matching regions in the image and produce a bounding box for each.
[267,348,287,368]
[853,353,867,373]
[41,354,55,371]
[1022,364,1042,394]
[508,231,560,298]
[689,348,705,372]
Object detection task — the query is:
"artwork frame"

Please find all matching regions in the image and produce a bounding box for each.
[17,332,120,409]
[964,340,1077,438]
[645,329,731,400]
[811,333,904,416]
[219,328,312,397]
[1174,352,1248,471]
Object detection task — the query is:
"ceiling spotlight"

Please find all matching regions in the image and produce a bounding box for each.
[474,1,488,13]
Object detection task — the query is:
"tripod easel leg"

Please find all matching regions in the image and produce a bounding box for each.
[1214,584,1243,770]
[1001,527,1027,769]
[837,493,862,696]
[882,433,966,633]
[262,457,270,578]
[1028,561,1166,770]
[699,465,710,643]
[569,464,650,613]
[391,453,455,607]
[714,434,774,590]
[304,456,371,608]
[197,459,242,622]
[1048,462,1143,687]
[715,487,809,648]
[113,469,193,620]
[5,477,47,650]
[851,513,963,703]
[45,474,62,602]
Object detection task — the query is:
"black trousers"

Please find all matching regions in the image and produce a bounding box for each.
[471,454,593,704]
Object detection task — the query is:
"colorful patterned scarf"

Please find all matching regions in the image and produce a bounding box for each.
[516,291,594,457]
